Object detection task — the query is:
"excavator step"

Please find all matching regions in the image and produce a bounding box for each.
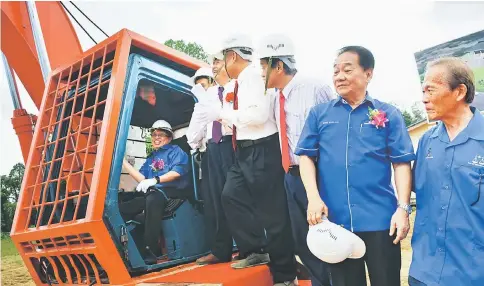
[133,262,312,286]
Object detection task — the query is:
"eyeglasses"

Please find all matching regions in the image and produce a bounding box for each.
[151,133,169,139]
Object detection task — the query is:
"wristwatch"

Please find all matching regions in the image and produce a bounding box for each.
[155,176,161,184]
[397,202,412,215]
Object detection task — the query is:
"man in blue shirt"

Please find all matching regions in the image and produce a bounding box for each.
[258,34,334,286]
[120,119,190,264]
[296,46,415,286]
[409,57,484,286]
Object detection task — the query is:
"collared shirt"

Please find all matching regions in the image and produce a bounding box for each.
[186,82,234,150]
[220,65,278,140]
[274,73,335,165]
[410,107,484,286]
[295,94,415,232]
[139,144,190,189]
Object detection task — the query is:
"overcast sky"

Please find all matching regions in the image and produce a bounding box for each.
[1,0,484,175]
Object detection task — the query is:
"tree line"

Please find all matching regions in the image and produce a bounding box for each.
[1,163,24,233]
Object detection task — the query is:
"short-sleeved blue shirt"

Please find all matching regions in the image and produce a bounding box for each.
[139,144,190,189]
[295,94,415,232]
[410,107,484,285]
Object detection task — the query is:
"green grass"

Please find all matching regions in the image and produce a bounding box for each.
[472,66,484,92]
[1,236,19,257]
[1,237,34,286]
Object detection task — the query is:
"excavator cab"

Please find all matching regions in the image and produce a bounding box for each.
[10,30,216,285]
[107,53,210,272]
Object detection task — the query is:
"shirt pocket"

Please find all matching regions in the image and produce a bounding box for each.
[456,164,483,207]
[359,122,386,151]
[286,112,302,137]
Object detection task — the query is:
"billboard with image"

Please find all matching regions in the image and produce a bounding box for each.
[414,29,484,122]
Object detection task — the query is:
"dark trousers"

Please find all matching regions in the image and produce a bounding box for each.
[284,172,330,286]
[328,230,401,286]
[222,134,297,283]
[119,190,167,256]
[408,276,427,286]
[200,151,210,202]
[203,138,236,261]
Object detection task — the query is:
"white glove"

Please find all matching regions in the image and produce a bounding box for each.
[136,178,157,193]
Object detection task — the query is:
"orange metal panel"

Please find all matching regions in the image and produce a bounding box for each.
[127,30,209,70]
[35,2,83,69]
[133,263,273,286]
[84,224,132,283]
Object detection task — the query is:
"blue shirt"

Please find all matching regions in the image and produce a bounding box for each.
[139,144,190,189]
[410,107,484,286]
[295,95,415,232]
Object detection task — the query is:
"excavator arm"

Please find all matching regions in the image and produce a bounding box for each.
[1,1,83,162]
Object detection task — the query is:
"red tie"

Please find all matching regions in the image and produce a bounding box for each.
[279,91,291,173]
[232,81,239,151]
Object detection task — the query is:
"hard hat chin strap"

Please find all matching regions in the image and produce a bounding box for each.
[223,51,233,80]
[264,57,273,95]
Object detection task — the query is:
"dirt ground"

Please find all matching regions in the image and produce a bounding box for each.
[398,211,415,286]
[1,212,415,286]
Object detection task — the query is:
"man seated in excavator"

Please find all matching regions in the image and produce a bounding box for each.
[118,83,191,265]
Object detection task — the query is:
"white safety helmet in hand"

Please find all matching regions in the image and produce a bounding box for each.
[219,34,253,61]
[258,34,296,69]
[150,120,173,136]
[191,67,214,84]
[307,217,366,264]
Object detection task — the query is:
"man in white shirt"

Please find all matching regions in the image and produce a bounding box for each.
[188,54,244,265]
[259,34,334,286]
[199,34,297,286]
[187,67,215,201]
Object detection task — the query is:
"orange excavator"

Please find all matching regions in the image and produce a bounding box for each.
[1,2,311,285]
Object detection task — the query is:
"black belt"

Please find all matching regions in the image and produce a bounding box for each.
[288,165,300,176]
[208,135,232,144]
[236,133,277,149]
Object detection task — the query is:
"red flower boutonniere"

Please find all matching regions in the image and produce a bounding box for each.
[225,92,235,104]
[151,158,165,171]
[367,107,389,128]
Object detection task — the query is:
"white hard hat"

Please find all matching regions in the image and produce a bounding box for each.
[306,217,366,264]
[208,52,224,64]
[258,34,296,69]
[191,67,214,84]
[150,120,173,136]
[219,34,253,61]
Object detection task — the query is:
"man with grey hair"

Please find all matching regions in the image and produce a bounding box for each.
[196,34,298,286]
[409,57,484,286]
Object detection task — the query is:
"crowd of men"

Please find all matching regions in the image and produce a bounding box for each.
[123,33,484,286]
